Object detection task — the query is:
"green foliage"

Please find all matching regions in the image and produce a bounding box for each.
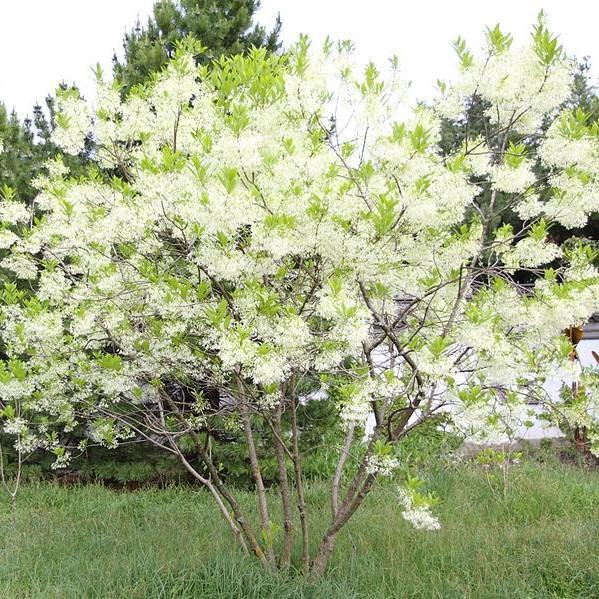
[0,105,38,202]
[76,444,188,484]
[558,107,591,140]
[395,416,462,473]
[453,36,474,70]
[0,94,92,210]
[113,0,282,95]
[486,24,513,54]
[359,62,384,95]
[408,123,430,153]
[532,11,563,66]
[96,353,123,372]
[503,140,527,168]
[207,47,287,110]
[371,194,398,236]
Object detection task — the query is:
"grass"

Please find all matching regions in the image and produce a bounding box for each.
[0,459,598,598]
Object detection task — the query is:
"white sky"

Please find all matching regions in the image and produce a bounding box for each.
[2,1,599,119]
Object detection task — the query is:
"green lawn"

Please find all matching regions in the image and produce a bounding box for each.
[0,460,598,598]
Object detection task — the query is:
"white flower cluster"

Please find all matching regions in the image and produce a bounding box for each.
[0,199,30,225]
[50,451,72,470]
[491,162,535,194]
[398,488,441,531]
[340,380,374,428]
[366,454,400,476]
[502,237,561,270]
[450,395,536,446]
[3,417,28,436]
[0,228,18,249]
[0,254,38,280]
[438,20,572,135]
[51,92,91,155]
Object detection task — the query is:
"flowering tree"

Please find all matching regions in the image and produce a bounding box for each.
[1,15,598,575]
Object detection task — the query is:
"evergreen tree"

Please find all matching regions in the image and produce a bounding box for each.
[0,94,91,205]
[113,0,281,94]
[0,104,38,202]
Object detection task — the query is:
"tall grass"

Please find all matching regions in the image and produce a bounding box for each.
[0,460,597,598]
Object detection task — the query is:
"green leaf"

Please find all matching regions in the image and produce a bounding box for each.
[530,218,549,242]
[8,359,27,382]
[219,167,238,194]
[532,11,562,66]
[428,336,451,358]
[453,36,474,69]
[1,404,16,419]
[409,124,430,154]
[97,354,123,372]
[504,141,527,169]
[486,24,513,53]
[1,283,25,305]
[372,194,399,236]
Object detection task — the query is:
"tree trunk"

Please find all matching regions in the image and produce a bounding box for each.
[311,531,338,578]
[272,406,294,568]
[238,398,276,566]
[331,424,355,518]
[311,472,377,577]
[290,394,310,573]
[161,391,267,564]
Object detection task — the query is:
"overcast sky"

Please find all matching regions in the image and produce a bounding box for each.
[2,1,599,119]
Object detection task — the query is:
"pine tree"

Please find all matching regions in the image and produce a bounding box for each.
[0,104,38,202]
[0,93,91,205]
[113,0,281,94]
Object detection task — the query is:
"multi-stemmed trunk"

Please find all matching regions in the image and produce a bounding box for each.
[157,373,416,577]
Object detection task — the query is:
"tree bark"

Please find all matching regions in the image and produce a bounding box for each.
[311,474,376,578]
[238,397,276,566]
[290,394,310,573]
[161,391,267,564]
[272,405,294,568]
[331,424,354,519]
